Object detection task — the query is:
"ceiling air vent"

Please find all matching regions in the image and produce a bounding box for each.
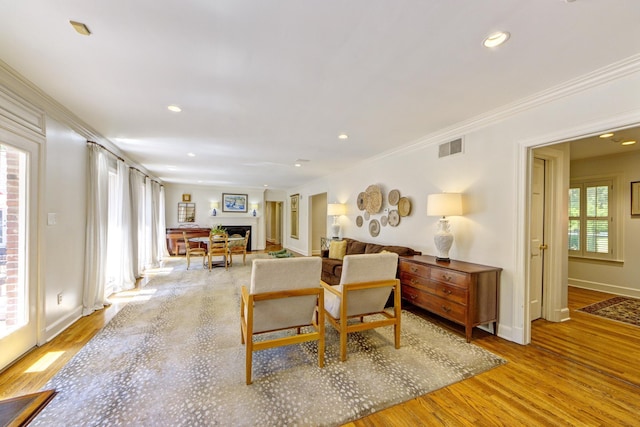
[438,138,464,158]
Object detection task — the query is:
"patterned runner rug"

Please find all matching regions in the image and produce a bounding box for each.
[33,255,505,427]
[578,296,640,327]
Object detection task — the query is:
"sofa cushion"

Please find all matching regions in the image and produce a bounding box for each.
[346,239,367,255]
[328,239,347,260]
[364,243,385,253]
[380,245,418,256]
[322,257,343,276]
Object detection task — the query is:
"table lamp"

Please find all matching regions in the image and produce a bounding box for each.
[210,201,219,216]
[427,193,463,262]
[327,203,346,239]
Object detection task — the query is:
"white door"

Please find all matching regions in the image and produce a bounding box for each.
[530,157,547,321]
[0,141,38,370]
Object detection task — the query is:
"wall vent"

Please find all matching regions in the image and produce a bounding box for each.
[438,138,464,158]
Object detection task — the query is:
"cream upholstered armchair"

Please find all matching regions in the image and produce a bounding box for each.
[183,231,206,270]
[321,252,401,362]
[241,256,324,385]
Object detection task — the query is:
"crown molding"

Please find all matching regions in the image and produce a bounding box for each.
[367,53,640,164]
[0,60,158,180]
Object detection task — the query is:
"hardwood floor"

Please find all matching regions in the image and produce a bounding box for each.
[1,285,638,426]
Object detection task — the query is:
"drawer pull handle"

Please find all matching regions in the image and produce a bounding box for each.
[442,274,453,281]
[410,279,418,285]
[442,305,451,313]
[441,288,452,295]
[410,267,418,273]
[410,294,417,300]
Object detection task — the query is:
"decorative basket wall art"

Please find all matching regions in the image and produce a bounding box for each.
[353,184,413,237]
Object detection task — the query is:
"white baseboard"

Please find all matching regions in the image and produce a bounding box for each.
[42,306,82,344]
[569,278,640,298]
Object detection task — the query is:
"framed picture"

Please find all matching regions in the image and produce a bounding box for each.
[290,193,299,239]
[222,193,248,213]
[632,181,640,217]
[182,193,191,202]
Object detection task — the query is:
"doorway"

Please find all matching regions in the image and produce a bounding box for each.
[0,139,39,370]
[265,201,283,249]
[309,193,327,256]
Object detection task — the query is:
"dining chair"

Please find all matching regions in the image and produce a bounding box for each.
[208,232,229,271]
[229,230,250,266]
[321,252,401,362]
[183,231,206,270]
[241,256,324,384]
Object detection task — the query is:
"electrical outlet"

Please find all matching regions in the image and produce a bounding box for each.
[57,293,63,305]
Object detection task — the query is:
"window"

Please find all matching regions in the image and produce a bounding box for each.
[569,178,616,260]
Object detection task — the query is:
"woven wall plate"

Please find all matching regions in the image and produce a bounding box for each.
[398,197,411,217]
[388,210,400,227]
[356,215,363,227]
[369,219,380,237]
[388,189,400,206]
[380,215,388,226]
[365,184,382,214]
[357,192,368,211]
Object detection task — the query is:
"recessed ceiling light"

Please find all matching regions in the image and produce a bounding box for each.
[294,163,302,167]
[599,133,614,138]
[187,152,195,157]
[167,105,182,112]
[263,184,269,187]
[69,20,91,36]
[338,133,349,140]
[621,140,637,146]
[483,31,510,48]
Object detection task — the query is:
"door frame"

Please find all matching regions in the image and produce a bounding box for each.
[0,127,42,369]
[529,147,569,324]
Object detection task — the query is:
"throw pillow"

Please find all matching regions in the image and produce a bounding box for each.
[328,240,347,260]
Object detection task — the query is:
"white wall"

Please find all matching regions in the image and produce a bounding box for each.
[163,184,267,250]
[42,118,88,338]
[286,60,640,344]
[569,150,640,297]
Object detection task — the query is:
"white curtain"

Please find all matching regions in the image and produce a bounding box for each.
[149,180,163,267]
[159,185,169,258]
[106,159,135,293]
[82,144,109,316]
[129,168,146,277]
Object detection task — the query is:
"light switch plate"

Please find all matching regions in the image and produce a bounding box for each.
[47,213,57,225]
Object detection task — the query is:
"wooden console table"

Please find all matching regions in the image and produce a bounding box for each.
[398,255,501,342]
[166,227,210,256]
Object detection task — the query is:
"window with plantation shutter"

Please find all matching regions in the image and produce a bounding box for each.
[569,179,615,260]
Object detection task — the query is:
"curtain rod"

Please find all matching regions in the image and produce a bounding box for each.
[87,140,162,186]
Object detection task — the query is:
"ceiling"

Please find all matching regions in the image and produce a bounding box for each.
[1,1,639,189]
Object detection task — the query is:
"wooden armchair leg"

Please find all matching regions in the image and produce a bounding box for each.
[340,330,348,362]
[246,347,253,385]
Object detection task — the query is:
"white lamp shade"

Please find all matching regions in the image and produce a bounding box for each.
[327,203,346,216]
[210,201,219,209]
[427,193,463,217]
[251,203,259,210]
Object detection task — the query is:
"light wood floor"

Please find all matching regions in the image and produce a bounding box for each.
[1,284,638,426]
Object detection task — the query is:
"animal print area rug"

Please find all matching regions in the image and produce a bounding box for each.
[33,256,505,427]
[578,296,640,327]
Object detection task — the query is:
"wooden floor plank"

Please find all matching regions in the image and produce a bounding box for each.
[1,285,638,426]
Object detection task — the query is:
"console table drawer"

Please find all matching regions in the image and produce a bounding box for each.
[430,267,469,287]
[399,260,430,277]
[420,293,466,323]
[399,271,467,305]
